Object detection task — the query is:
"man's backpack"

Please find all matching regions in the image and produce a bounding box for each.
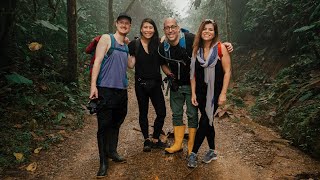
[85,34,129,76]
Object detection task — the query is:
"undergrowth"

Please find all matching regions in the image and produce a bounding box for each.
[232,53,320,159]
[0,60,88,171]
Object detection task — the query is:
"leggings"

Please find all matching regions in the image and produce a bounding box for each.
[135,79,166,140]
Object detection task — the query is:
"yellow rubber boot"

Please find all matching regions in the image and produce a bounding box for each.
[165,125,185,154]
[187,128,197,156]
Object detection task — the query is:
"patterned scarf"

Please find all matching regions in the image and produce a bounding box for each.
[190,43,220,125]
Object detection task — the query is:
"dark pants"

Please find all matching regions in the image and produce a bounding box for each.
[135,78,166,140]
[96,87,128,158]
[192,93,218,153]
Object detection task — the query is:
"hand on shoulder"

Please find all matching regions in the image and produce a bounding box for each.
[222,42,233,53]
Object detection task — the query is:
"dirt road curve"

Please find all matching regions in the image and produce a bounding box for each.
[6,86,320,180]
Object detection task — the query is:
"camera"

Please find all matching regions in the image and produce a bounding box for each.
[168,73,179,92]
[163,73,179,92]
[170,78,179,92]
[87,98,101,114]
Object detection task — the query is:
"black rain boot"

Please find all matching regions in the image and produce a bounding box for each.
[97,135,108,178]
[108,128,126,162]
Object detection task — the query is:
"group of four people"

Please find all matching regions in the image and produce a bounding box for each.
[89,12,232,178]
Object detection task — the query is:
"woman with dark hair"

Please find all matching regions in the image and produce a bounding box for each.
[128,18,168,152]
[187,19,231,168]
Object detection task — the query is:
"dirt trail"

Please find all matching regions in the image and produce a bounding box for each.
[5,85,320,180]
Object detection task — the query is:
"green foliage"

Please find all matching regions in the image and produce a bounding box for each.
[282,103,320,158]
[248,54,320,158]
[243,0,320,55]
[5,73,33,85]
[35,20,61,31]
[0,78,87,169]
[0,128,33,168]
[228,88,246,108]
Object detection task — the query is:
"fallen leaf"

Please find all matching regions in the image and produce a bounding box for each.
[223,104,231,110]
[40,85,48,91]
[214,108,222,117]
[155,175,159,180]
[159,134,168,143]
[13,153,24,161]
[58,130,69,138]
[30,132,38,139]
[269,111,276,117]
[218,110,227,117]
[229,114,236,120]
[235,114,241,119]
[28,42,42,51]
[164,156,174,162]
[226,111,233,115]
[80,104,87,110]
[34,147,43,154]
[13,124,22,128]
[26,162,37,172]
[48,134,56,138]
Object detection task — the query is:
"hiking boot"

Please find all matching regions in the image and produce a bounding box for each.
[152,140,168,149]
[108,152,127,163]
[143,139,152,152]
[96,161,107,178]
[202,149,217,163]
[187,152,197,168]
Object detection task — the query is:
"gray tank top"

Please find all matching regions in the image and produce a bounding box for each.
[97,40,128,89]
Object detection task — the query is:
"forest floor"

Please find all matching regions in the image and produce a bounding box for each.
[2,84,320,180]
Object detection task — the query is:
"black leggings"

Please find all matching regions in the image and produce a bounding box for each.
[192,94,218,153]
[135,79,166,140]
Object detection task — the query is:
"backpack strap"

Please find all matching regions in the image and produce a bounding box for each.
[218,42,223,59]
[106,33,115,57]
[107,33,129,56]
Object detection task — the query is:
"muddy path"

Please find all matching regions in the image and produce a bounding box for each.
[5,85,320,180]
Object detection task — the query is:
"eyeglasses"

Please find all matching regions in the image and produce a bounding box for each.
[164,25,178,32]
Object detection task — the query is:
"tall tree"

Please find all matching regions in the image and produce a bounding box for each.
[225,0,231,42]
[225,0,233,80]
[107,0,136,32]
[66,0,78,83]
[0,0,17,68]
[108,0,114,32]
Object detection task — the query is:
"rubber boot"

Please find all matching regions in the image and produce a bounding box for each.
[165,125,185,154]
[97,135,108,178]
[108,128,126,162]
[187,128,197,156]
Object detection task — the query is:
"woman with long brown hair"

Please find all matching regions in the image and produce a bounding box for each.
[188,19,231,168]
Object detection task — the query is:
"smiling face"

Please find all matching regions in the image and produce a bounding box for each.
[201,23,215,42]
[116,17,131,36]
[192,19,219,56]
[163,18,180,44]
[141,22,155,39]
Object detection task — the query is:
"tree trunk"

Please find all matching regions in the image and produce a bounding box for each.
[0,0,17,68]
[225,0,234,80]
[66,0,78,83]
[225,0,231,42]
[108,0,114,32]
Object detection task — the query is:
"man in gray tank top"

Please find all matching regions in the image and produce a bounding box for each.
[89,12,131,178]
